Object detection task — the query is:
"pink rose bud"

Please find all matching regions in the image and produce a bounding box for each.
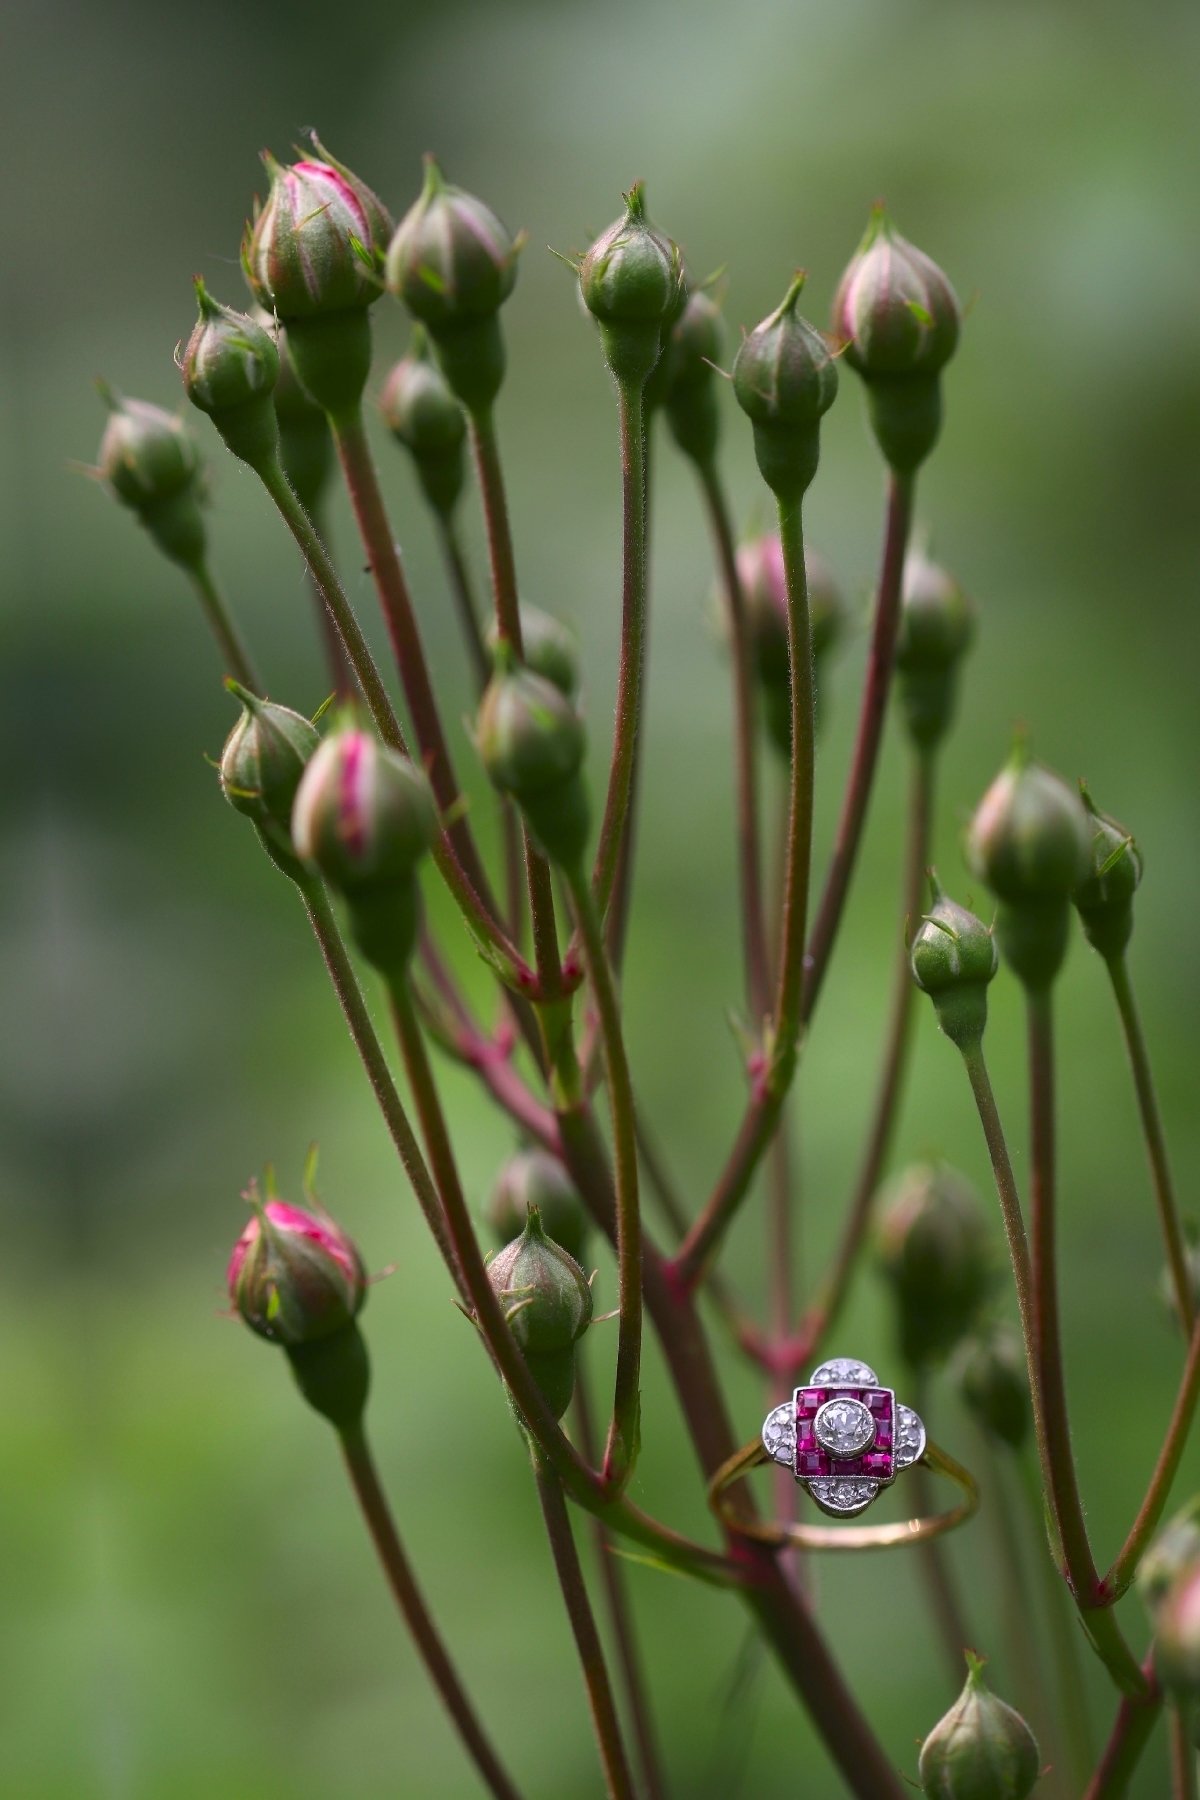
[228,1197,367,1346]
[243,142,392,324]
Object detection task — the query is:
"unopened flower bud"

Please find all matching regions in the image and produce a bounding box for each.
[96,385,208,570]
[488,1205,593,1352]
[486,605,580,699]
[1138,1506,1200,1618]
[379,327,467,517]
[833,208,960,472]
[292,728,438,976]
[1073,786,1142,962]
[386,158,520,411]
[579,183,687,389]
[958,1326,1029,1450]
[732,276,838,500]
[487,1150,589,1263]
[911,874,998,1050]
[895,549,975,750]
[918,1653,1040,1800]
[876,1162,993,1367]
[736,534,845,755]
[659,288,723,464]
[1157,1562,1200,1698]
[244,140,391,417]
[228,1196,367,1346]
[966,746,1091,990]
[220,688,319,848]
[476,660,590,868]
[183,281,280,471]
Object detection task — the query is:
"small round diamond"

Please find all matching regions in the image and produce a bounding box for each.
[810,1357,878,1387]
[814,1397,876,1458]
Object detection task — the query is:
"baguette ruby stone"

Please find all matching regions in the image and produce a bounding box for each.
[794,1384,896,1481]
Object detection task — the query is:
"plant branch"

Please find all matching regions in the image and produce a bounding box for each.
[339,1419,524,1800]
[801,467,915,1022]
[1102,1314,1200,1600]
[532,1452,638,1800]
[1083,1658,1161,1800]
[1106,951,1195,1332]
[188,559,260,692]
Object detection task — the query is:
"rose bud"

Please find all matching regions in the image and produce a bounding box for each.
[487,1149,589,1263]
[965,745,1092,991]
[910,873,998,1050]
[918,1653,1040,1800]
[578,182,687,388]
[894,548,975,750]
[1138,1507,1200,1618]
[957,1325,1029,1450]
[1156,1562,1200,1698]
[228,1191,371,1431]
[476,657,590,869]
[736,534,845,755]
[244,139,392,416]
[386,157,520,411]
[732,275,839,500]
[182,281,280,473]
[876,1162,993,1368]
[485,605,580,700]
[488,1205,592,1421]
[95,384,208,571]
[1072,785,1142,962]
[657,287,723,465]
[379,327,467,518]
[832,206,960,472]
[220,687,319,849]
[291,727,439,976]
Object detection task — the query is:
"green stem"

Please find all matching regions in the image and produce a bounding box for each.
[339,1420,524,1800]
[697,456,770,1019]
[572,1374,670,1800]
[909,1366,975,1683]
[590,379,649,922]
[1106,952,1195,1331]
[789,746,933,1363]
[666,490,815,1287]
[188,559,260,692]
[532,1453,638,1800]
[1012,1445,1095,1789]
[305,502,357,701]
[466,405,565,1002]
[255,451,533,989]
[435,509,492,693]
[565,867,642,1491]
[1103,1314,1200,1599]
[1083,1659,1161,1800]
[1171,1707,1198,1800]
[801,467,915,1022]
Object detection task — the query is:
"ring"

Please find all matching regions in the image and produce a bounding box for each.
[708,1356,978,1550]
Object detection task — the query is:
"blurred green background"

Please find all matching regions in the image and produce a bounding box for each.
[5,0,1200,1793]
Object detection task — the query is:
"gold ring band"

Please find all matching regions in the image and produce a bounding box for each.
[708,1436,979,1551]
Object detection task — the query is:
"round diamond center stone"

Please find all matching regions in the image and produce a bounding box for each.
[813,1397,876,1459]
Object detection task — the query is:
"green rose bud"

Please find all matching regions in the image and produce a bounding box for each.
[379,326,467,518]
[488,1205,593,1422]
[1073,785,1142,962]
[895,548,975,750]
[965,745,1092,991]
[958,1326,1029,1450]
[487,1150,589,1263]
[918,1653,1040,1799]
[485,605,580,700]
[732,275,838,500]
[386,157,520,411]
[659,288,724,465]
[220,687,319,848]
[832,207,960,472]
[1138,1505,1200,1618]
[911,874,998,1050]
[876,1162,993,1367]
[579,182,687,389]
[1156,1562,1200,1698]
[476,658,590,868]
[95,384,208,571]
[183,281,280,472]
